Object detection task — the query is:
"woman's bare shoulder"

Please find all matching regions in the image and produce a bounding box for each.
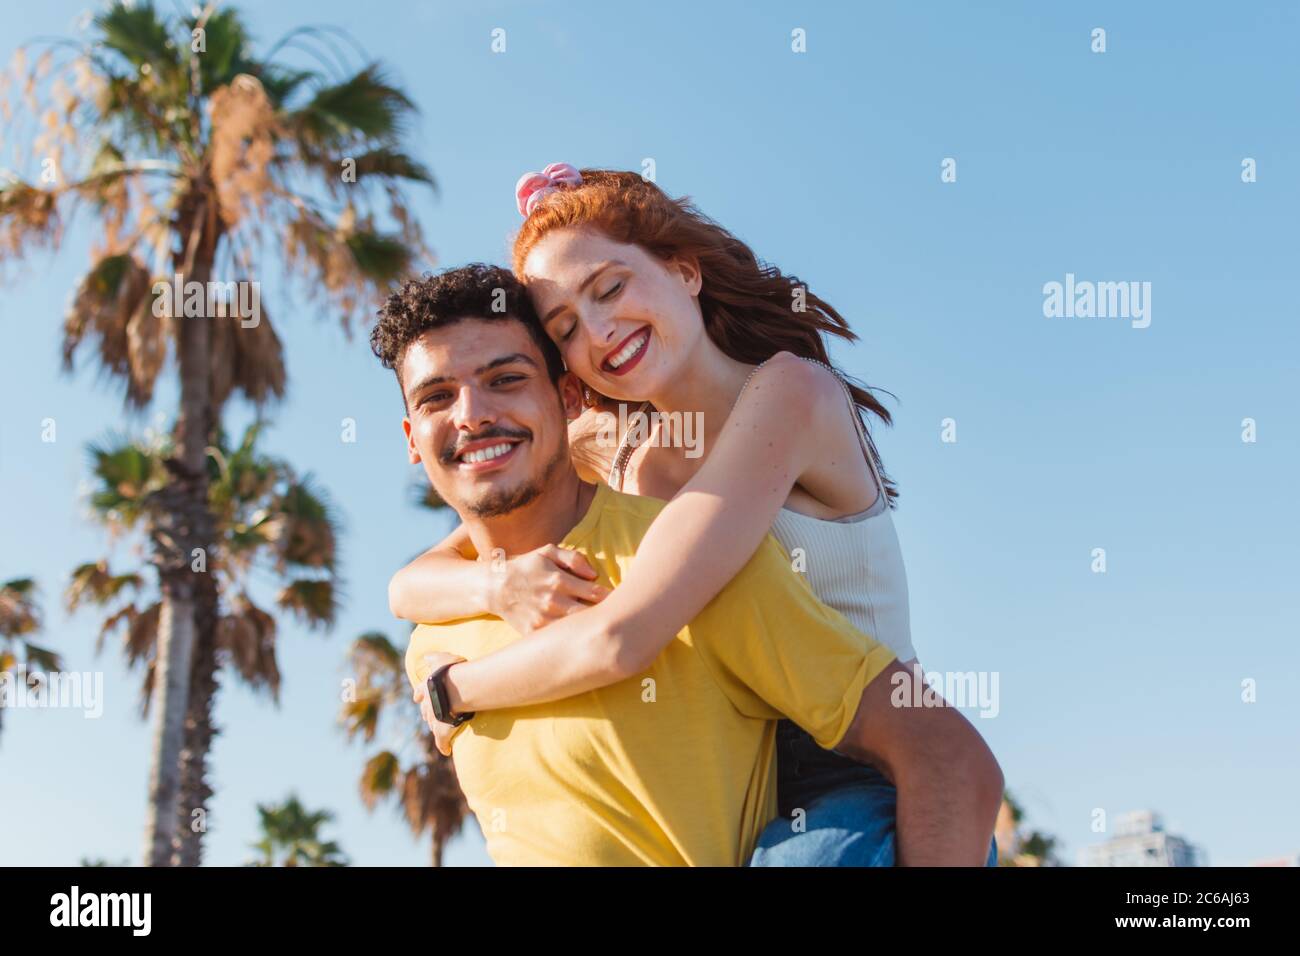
[734,351,845,426]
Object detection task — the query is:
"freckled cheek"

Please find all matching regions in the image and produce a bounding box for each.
[623,291,666,342]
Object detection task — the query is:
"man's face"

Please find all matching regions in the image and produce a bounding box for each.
[399,318,581,519]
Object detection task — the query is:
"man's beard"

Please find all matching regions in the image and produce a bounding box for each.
[461,438,568,519]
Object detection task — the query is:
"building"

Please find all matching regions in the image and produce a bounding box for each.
[1081,810,1203,867]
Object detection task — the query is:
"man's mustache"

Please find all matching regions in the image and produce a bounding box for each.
[440,425,532,465]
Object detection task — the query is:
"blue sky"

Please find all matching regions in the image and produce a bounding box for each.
[1,0,1296,866]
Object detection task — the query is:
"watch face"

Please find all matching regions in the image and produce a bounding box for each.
[427,672,448,723]
[427,666,472,727]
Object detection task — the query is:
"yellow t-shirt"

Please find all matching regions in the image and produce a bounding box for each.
[405,484,897,866]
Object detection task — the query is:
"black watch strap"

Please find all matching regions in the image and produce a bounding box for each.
[427,662,474,726]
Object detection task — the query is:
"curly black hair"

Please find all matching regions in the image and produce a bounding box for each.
[369,264,565,388]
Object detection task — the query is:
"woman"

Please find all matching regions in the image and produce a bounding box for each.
[393,164,958,866]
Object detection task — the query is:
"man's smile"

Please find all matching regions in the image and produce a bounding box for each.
[449,436,526,473]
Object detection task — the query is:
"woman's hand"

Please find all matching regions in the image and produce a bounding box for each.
[414,652,465,756]
[488,544,611,634]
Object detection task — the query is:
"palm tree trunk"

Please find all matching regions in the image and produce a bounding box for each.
[423,735,451,867]
[143,576,196,865]
[172,569,219,866]
[142,198,218,866]
[144,460,212,865]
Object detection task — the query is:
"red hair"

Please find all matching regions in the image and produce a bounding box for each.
[513,169,897,503]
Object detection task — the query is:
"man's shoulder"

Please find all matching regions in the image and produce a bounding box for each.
[583,485,797,593]
[564,485,668,551]
[601,487,669,522]
[410,615,507,643]
[405,616,516,684]
[408,616,511,652]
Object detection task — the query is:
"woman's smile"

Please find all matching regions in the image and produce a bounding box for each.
[600,326,651,376]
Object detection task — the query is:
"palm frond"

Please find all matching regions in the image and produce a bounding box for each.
[62,253,157,407]
[345,228,413,285]
[185,8,256,94]
[349,631,403,676]
[347,149,435,187]
[95,1,182,79]
[0,578,41,638]
[247,794,348,866]
[217,595,280,699]
[401,749,467,840]
[85,437,166,520]
[209,74,279,229]
[0,178,61,257]
[228,302,286,406]
[255,64,318,108]
[22,643,63,673]
[340,691,383,744]
[288,64,415,147]
[275,579,336,630]
[123,602,160,670]
[359,750,400,808]
[270,476,338,571]
[95,72,182,154]
[124,282,171,405]
[65,560,145,612]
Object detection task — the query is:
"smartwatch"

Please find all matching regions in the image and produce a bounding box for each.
[426,661,474,726]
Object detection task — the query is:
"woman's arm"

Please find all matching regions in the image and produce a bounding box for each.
[442,353,846,715]
[389,522,610,629]
[388,522,486,622]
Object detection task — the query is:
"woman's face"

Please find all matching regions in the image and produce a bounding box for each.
[522,226,706,403]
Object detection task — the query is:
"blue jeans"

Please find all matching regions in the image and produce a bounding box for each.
[748,720,998,867]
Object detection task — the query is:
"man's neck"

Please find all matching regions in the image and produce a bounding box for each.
[463,468,597,559]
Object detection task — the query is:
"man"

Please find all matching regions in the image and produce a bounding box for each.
[370,264,1002,866]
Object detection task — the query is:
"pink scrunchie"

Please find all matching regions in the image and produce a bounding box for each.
[515,162,583,217]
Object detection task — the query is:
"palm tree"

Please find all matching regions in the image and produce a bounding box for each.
[67,422,342,865]
[341,632,468,866]
[0,1,433,864]
[0,577,61,740]
[246,794,348,866]
[996,790,1062,867]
